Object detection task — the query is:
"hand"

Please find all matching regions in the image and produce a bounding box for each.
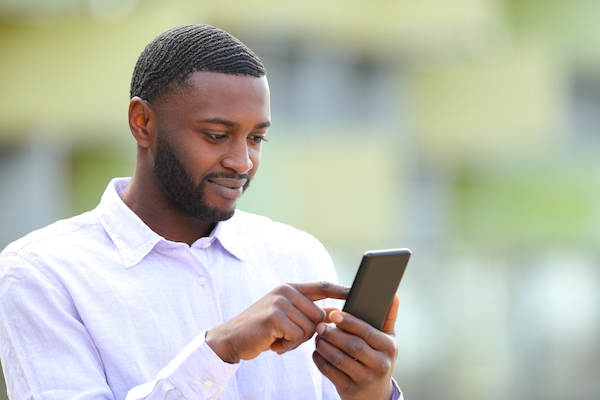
[313,294,400,400]
[206,281,349,364]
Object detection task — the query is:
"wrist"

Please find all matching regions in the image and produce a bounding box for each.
[387,379,398,400]
[376,380,395,400]
[206,328,240,364]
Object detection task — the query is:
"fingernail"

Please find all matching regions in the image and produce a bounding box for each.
[331,312,343,324]
[316,323,325,335]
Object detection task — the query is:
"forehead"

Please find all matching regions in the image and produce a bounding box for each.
[157,71,271,123]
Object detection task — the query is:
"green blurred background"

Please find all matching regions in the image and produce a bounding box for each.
[2,0,600,399]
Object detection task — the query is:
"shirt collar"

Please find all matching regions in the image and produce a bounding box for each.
[97,178,245,268]
[209,214,246,262]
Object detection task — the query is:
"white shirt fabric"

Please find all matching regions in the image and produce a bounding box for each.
[0,177,403,400]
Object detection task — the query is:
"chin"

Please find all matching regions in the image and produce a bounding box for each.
[189,205,236,222]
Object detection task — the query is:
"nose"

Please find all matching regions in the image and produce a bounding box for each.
[221,139,253,174]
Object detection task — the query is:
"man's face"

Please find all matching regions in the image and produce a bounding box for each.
[151,71,271,221]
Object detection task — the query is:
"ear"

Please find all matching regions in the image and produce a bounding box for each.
[128,97,155,148]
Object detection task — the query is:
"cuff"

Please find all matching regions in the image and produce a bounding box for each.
[391,377,404,400]
[159,329,240,398]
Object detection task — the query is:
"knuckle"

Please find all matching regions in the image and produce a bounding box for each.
[360,372,376,386]
[276,283,294,295]
[390,338,399,358]
[375,357,392,375]
[315,281,332,291]
[310,308,326,325]
[359,324,377,343]
[346,337,364,357]
[382,334,399,358]
[329,351,346,369]
[271,294,290,309]
[265,307,286,325]
[343,381,360,395]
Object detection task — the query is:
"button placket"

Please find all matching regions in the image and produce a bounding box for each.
[193,242,211,288]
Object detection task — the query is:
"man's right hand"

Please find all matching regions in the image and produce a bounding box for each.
[205,281,349,363]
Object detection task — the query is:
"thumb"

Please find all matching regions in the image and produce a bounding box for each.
[322,307,341,323]
[381,294,400,334]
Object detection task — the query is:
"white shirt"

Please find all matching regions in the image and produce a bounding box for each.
[0,178,403,400]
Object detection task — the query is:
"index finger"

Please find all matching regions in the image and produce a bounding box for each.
[290,281,350,302]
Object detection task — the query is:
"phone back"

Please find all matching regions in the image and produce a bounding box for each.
[342,249,410,330]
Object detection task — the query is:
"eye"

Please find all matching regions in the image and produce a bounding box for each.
[249,135,268,143]
[205,133,227,141]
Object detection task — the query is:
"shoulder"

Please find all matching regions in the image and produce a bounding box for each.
[229,212,340,303]
[231,210,325,249]
[1,210,105,267]
[228,210,336,279]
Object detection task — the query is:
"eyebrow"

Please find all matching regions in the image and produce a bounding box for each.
[199,118,271,130]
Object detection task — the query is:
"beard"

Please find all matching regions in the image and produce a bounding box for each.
[152,131,250,222]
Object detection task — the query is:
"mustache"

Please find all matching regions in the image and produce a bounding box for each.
[202,171,250,181]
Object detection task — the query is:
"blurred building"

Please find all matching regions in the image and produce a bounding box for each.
[2,0,600,399]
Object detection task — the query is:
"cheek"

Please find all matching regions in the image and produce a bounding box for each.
[250,149,262,173]
[181,143,219,167]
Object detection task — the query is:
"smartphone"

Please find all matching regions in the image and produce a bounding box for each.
[342,248,411,330]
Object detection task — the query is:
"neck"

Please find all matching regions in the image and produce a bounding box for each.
[120,173,217,246]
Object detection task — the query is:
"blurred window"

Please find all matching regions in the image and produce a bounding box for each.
[243,35,405,136]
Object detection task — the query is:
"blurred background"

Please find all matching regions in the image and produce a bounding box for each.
[1,0,600,399]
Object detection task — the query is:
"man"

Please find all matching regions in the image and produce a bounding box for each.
[0,25,403,399]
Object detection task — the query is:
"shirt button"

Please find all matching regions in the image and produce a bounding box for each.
[204,379,213,389]
[201,242,211,249]
[197,277,207,286]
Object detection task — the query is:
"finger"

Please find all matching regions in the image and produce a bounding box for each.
[381,294,400,334]
[316,320,372,366]
[283,302,320,338]
[290,281,350,302]
[314,345,394,400]
[312,348,354,390]
[270,303,320,352]
[316,321,395,376]
[315,326,366,375]
[271,314,320,354]
[322,307,341,323]
[327,311,396,354]
[271,338,297,354]
[273,284,327,325]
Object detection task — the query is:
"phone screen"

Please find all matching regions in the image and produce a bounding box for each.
[342,248,411,330]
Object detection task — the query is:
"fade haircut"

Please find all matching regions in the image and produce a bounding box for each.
[130,24,266,105]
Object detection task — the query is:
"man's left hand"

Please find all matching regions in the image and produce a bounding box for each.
[312,294,400,400]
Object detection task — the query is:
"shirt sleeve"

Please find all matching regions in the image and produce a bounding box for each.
[0,252,114,399]
[0,252,239,400]
[320,375,403,400]
[125,330,239,400]
[391,377,404,400]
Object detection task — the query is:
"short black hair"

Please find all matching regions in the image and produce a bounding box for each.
[130,24,266,104]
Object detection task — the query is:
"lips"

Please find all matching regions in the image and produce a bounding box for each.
[207,177,248,201]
